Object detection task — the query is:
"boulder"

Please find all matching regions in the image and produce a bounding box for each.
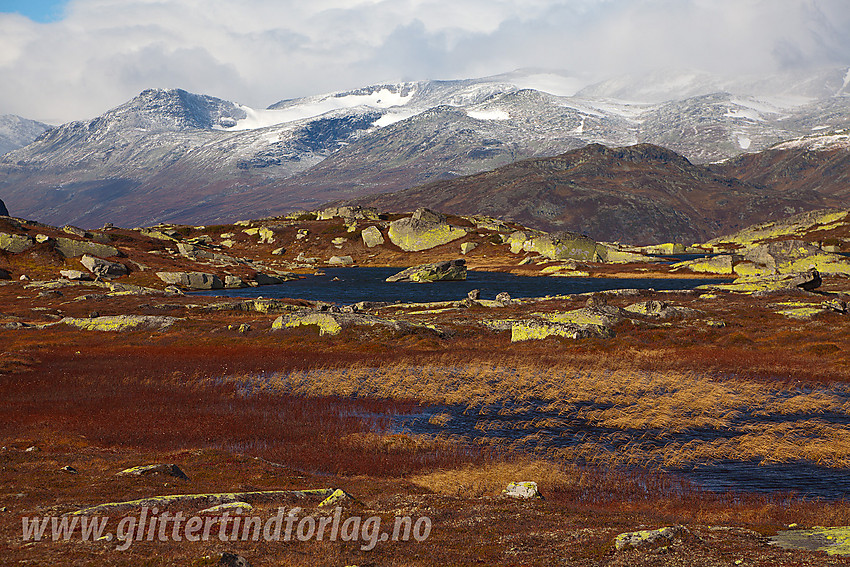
[81,254,128,278]
[361,225,385,248]
[460,242,478,254]
[467,289,481,300]
[502,481,542,499]
[253,273,287,285]
[62,225,91,238]
[54,237,119,258]
[328,255,354,265]
[0,232,34,253]
[156,271,223,290]
[387,217,467,252]
[331,237,347,246]
[272,312,343,336]
[117,463,189,480]
[219,552,252,567]
[412,207,446,224]
[224,275,246,288]
[615,526,685,551]
[386,259,466,283]
[0,198,7,216]
[60,270,93,281]
[495,292,511,303]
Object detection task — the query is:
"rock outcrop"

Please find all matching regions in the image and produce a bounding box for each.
[61,315,180,331]
[0,198,7,216]
[615,526,685,551]
[117,463,189,480]
[54,237,120,259]
[672,254,734,274]
[272,311,439,337]
[156,271,223,290]
[386,259,466,283]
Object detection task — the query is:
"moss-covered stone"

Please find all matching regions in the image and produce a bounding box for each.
[615,526,682,551]
[361,225,384,248]
[54,237,119,258]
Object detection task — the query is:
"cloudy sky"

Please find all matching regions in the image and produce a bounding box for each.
[1,0,849,124]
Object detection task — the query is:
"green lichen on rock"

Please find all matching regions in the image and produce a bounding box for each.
[615,526,682,551]
[387,217,467,252]
[61,315,180,332]
[771,526,850,556]
[521,233,606,262]
[199,502,253,514]
[0,232,34,253]
[272,313,342,336]
[672,254,733,274]
[511,320,611,342]
[361,225,385,248]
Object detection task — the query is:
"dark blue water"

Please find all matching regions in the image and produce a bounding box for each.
[195,267,727,304]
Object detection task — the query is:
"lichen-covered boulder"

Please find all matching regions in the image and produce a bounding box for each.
[272,312,343,336]
[60,269,93,281]
[156,271,223,290]
[81,254,128,278]
[460,242,478,254]
[54,237,119,259]
[361,226,385,248]
[387,217,467,252]
[523,232,606,262]
[624,300,702,319]
[386,259,466,283]
[771,526,850,556]
[0,232,33,253]
[317,206,379,221]
[502,481,542,499]
[511,320,611,342]
[615,526,684,551]
[117,463,189,480]
[672,254,733,274]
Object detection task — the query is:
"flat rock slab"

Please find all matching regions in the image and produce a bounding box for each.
[117,463,189,480]
[61,315,180,332]
[771,527,850,555]
[156,271,223,290]
[67,489,338,516]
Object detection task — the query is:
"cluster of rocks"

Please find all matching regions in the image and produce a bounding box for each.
[386,259,467,283]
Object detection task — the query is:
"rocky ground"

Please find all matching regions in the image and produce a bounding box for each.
[1,206,850,565]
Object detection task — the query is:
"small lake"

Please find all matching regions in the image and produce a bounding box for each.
[196,267,727,304]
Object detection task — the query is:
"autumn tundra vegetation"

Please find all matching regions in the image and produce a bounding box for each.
[1,206,850,565]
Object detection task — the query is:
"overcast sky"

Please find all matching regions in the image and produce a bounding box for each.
[1,0,849,124]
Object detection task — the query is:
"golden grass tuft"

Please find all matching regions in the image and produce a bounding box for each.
[409,459,579,498]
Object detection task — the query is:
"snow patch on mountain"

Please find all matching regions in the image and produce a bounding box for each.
[772,132,850,151]
[224,86,416,131]
[466,109,510,121]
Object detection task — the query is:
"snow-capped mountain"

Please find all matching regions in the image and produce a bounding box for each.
[0,67,849,230]
[0,114,52,156]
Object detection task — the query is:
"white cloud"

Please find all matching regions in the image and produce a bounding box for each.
[0,0,848,123]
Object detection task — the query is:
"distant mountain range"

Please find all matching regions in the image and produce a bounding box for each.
[0,67,848,242]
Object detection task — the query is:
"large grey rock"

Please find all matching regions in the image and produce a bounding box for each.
[387,217,467,252]
[60,269,93,281]
[254,272,297,285]
[328,255,354,265]
[412,207,446,224]
[386,259,466,283]
[317,205,379,221]
[521,232,606,262]
[0,232,33,253]
[624,300,702,319]
[61,315,180,331]
[502,481,542,499]
[272,311,440,337]
[54,237,119,258]
[81,254,128,278]
[361,225,384,248]
[0,198,8,216]
[156,271,223,290]
[744,240,820,267]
